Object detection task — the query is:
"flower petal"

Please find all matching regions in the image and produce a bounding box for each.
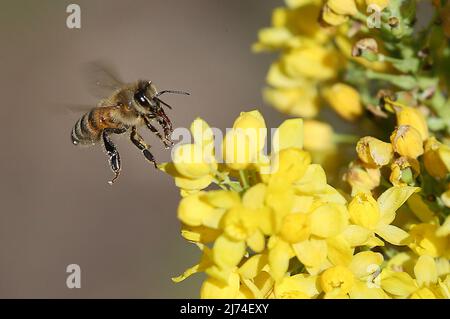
[349,251,383,279]
[268,237,292,281]
[293,238,327,269]
[349,280,389,299]
[375,224,409,245]
[341,225,373,247]
[239,254,268,279]
[310,204,348,238]
[272,118,304,153]
[326,236,354,267]
[380,269,417,297]
[377,186,419,225]
[414,255,438,287]
[212,235,246,269]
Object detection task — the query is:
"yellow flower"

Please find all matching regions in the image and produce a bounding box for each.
[274,274,320,298]
[283,45,340,81]
[303,120,335,152]
[437,216,450,237]
[320,251,387,298]
[423,137,450,179]
[395,106,429,141]
[279,213,310,243]
[252,4,330,52]
[178,190,239,229]
[159,118,217,195]
[272,118,305,152]
[321,4,349,26]
[381,255,448,298]
[408,223,448,257]
[320,265,355,297]
[326,0,358,16]
[389,156,420,186]
[223,110,266,170]
[390,125,424,159]
[344,161,381,195]
[263,85,320,118]
[348,193,380,229]
[322,83,363,121]
[347,186,419,246]
[201,272,242,299]
[356,136,393,167]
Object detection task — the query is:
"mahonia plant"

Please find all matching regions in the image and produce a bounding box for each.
[159,0,450,298]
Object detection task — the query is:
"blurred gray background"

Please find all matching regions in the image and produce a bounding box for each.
[0,0,287,298]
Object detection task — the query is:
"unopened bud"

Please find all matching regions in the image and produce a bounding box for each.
[389,156,420,186]
[352,38,378,57]
[423,137,450,179]
[356,136,393,167]
[395,106,429,141]
[390,125,424,159]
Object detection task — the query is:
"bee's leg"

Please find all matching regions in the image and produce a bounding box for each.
[157,116,173,143]
[130,126,158,169]
[143,116,172,148]
[102,130,121,185]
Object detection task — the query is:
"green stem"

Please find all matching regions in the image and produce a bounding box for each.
[214,171,242,193]
[239,170,250,190]
[333,134,360,144]
[366,70,417,90]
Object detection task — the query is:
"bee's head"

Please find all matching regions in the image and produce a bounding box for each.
[133,80,190,133]
[133,80,159,114]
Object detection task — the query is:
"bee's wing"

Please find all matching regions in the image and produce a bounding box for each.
[83,60,125,99]
[48,103,94,116]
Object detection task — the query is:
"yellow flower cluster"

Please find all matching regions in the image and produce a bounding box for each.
[157,0,450,300]
[161,110,450,298]
[253,0,389,121]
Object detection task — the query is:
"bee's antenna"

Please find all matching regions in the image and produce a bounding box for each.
[155,90,190,98]
[156,98,173,109]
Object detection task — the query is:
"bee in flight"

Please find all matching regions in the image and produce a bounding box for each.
[71,64,189,184]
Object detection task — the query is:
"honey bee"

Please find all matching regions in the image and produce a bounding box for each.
[71,64,189,184]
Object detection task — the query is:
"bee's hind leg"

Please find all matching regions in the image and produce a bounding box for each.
[130,126,158,169]
[102,130,122,185]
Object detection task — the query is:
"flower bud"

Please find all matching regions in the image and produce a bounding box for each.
[423,137,450,179]
[303,120,334,152]
[343,161,381,195]
[321,4,349,26]
[356,136,393,167]
[322,83,362,121]
[280,213,310,243]
[395,106,428,141]
[365,0,390,11]
[348,192,380,229]
[389,156,420,186]
[327,0,358,16]
[390,125,424,159]
[352,38,378,57]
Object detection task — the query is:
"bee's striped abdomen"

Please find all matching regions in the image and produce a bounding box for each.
[71,110,102,145]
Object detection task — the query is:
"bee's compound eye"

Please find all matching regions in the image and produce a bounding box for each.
[134,90,150,107]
